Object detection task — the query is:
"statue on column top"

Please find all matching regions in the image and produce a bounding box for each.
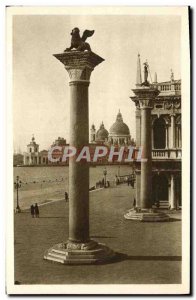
[142,61,150,86]
[64,27,94,52]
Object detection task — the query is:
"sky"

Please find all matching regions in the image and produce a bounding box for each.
[13,14,181,152]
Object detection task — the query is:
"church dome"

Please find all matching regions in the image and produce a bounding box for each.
[109,110,130,136]
[96,122,109,141]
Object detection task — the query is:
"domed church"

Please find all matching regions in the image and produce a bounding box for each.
[90,110,134,146]
[90,122,109,143]
[109,110,131,145]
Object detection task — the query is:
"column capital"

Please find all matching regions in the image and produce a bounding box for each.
[53,51,104,83]
[132,86,160,109]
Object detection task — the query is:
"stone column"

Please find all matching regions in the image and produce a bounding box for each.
[44,50,114,264]
[140,102,153,208]
[165,126,168,149]
[54,51,103,244]
[170,114,176,148]
[135,109,141,147]
[151,125,154,149]
[170,174,176,209]
[128,87,170,223]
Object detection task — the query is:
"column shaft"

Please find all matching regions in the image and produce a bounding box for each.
[135,110,141,147]
[69,81,90,243]
[170,174,176,209]
[140,108,152,208]
[171,114,176,148]
[166,126,168,149]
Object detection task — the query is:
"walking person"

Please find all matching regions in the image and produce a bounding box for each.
[30,204,35,218]
[34,203,39,218]
[65,191,69,202]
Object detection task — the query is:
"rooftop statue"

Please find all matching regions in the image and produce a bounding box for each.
[142,61,150,86]
[64,27,94,52]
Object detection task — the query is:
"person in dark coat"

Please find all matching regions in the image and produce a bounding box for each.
[65,192,69,202]
[34,203,39,218]
[30,204,35,218]
[133,198,136,208]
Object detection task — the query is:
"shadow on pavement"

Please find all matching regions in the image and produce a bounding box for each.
[91,235,116,239]
[39,216,66,219]
[125,255,182,261]
[95,253,182,265]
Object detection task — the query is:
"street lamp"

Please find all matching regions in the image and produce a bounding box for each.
[103,168,107,188]
[14,175,21,213]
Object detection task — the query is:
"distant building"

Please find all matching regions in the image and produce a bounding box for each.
[23,135,39,165]
[23,116,135,166]
[90,110,135,146]
[108,110,132,145]
[23,136,68,165]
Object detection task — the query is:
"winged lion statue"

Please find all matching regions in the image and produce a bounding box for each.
[64,27,94,52]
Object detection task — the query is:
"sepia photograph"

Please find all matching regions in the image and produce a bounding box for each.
[6,6,190,294]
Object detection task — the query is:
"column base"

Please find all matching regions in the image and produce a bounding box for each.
[44,240,115,265]
[124,208,170,222]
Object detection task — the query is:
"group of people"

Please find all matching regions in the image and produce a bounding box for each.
[30,203,39,218]
[115,175,134,187]
[95,179,109,189]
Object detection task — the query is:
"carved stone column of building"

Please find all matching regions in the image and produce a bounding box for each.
[135,109,141,147]
[151,122,154,149]
[165,125,168,149]
[126,86,169,221]
[170,174,176,209]
[170,113,176,148]
[140,97,153,208]
[44,51,114,264]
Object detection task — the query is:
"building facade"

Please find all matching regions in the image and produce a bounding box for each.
[132,55,181,209]
[23,136,68,165]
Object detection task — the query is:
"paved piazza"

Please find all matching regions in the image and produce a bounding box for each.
[14,185,181,284]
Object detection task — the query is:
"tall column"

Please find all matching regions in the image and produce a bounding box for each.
[140,104,152,208]
[53,51,104,244]
[69,80,90,242]
[131,87,160,209]
[44,49,114,264]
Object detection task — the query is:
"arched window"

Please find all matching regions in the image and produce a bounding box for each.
[153,117,166,149]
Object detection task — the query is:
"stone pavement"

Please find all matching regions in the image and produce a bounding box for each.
[14,185,181,284]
